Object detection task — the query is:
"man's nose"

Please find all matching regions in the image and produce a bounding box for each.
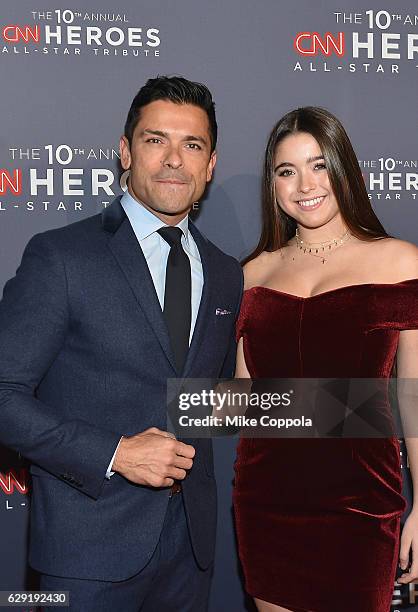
[162,146,183,169]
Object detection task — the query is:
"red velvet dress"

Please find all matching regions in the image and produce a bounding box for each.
[233,280,418,612]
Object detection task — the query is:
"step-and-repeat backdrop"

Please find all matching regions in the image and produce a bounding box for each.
[0,1,417,610]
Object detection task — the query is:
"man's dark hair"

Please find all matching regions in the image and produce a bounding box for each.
[124,75,217,153]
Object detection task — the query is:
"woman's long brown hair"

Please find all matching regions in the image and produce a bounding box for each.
[243,107,388,265]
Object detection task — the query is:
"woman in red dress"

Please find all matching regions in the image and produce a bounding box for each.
[233,107,418,612]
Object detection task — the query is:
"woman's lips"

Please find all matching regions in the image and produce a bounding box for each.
[296,195,326,211]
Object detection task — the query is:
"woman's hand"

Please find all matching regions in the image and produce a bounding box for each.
[398,510,418,583]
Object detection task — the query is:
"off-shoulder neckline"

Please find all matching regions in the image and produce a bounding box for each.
[244,278,418,301]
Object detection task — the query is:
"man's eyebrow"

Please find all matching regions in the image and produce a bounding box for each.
[274,155,325,172]
[140,129,208,146]
[183,134,208,145]
[140,129,169,138]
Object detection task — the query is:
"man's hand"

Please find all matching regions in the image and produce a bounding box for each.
[112,427,195,488]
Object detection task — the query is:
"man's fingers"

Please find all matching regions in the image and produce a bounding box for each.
[166,467,187,481]
[175,441,196,458]
[144,427,176,438]
[173,455,193,470]
[162,477,174,487]
[159,430,177,439]
[121,429,194,487]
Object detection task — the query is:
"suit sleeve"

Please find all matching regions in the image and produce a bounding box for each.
[0,233,121,500]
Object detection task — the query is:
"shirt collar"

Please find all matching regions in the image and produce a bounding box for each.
[120,190,190,242]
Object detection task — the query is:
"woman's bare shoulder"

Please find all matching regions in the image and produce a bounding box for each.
[368,237,418,281]
[242,251,278,290]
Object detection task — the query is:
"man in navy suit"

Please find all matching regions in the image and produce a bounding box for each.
[0,76,243,611]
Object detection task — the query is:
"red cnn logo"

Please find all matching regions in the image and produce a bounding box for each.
[0,169,22,195]
[294,32,345,57]
[2,24,40,43]
[0,469,28,495]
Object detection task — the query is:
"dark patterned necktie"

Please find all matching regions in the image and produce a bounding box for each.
[157,226,191,374]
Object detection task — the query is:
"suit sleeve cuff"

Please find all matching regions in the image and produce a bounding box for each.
[105,436,123,479]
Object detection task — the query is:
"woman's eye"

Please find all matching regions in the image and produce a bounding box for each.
[278,169,294,177]
[314,163,327,170]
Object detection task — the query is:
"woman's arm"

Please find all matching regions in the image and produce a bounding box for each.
[235,337,251,378]
[396,327,418,583]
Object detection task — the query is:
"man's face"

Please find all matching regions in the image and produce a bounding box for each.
[120,100,216,223]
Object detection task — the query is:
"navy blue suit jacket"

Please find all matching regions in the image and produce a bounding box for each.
[0,198,243,581]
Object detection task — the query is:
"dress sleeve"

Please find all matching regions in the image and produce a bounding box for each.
[387,279,418,330]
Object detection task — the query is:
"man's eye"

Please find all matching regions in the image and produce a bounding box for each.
[146,138,162,144]
[186,143,201,150]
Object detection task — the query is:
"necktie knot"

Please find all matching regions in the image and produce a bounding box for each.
[157,226,183,248]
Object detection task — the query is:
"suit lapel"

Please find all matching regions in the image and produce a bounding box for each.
[102,199,215,378]
[182,221,212,378]
[103,198,177,372]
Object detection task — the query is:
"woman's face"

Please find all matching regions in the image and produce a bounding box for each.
[273,131,341,230]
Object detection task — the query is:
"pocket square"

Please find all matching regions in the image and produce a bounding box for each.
[215,308,232,316]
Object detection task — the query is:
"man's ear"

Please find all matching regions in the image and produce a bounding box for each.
[119,136,132,171]
[206,150,217,182]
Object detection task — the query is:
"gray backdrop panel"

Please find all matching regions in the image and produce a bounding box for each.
[0,1,417,609]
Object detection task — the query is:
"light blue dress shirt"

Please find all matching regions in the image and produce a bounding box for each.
[106,190,204,477]
[120,190,203,343]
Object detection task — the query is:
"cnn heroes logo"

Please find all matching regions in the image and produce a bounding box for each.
[360,157,418,202]
[0,144,126,213]
[293,9,418,74]
[2,9,160,57]
[0,468,29,512]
